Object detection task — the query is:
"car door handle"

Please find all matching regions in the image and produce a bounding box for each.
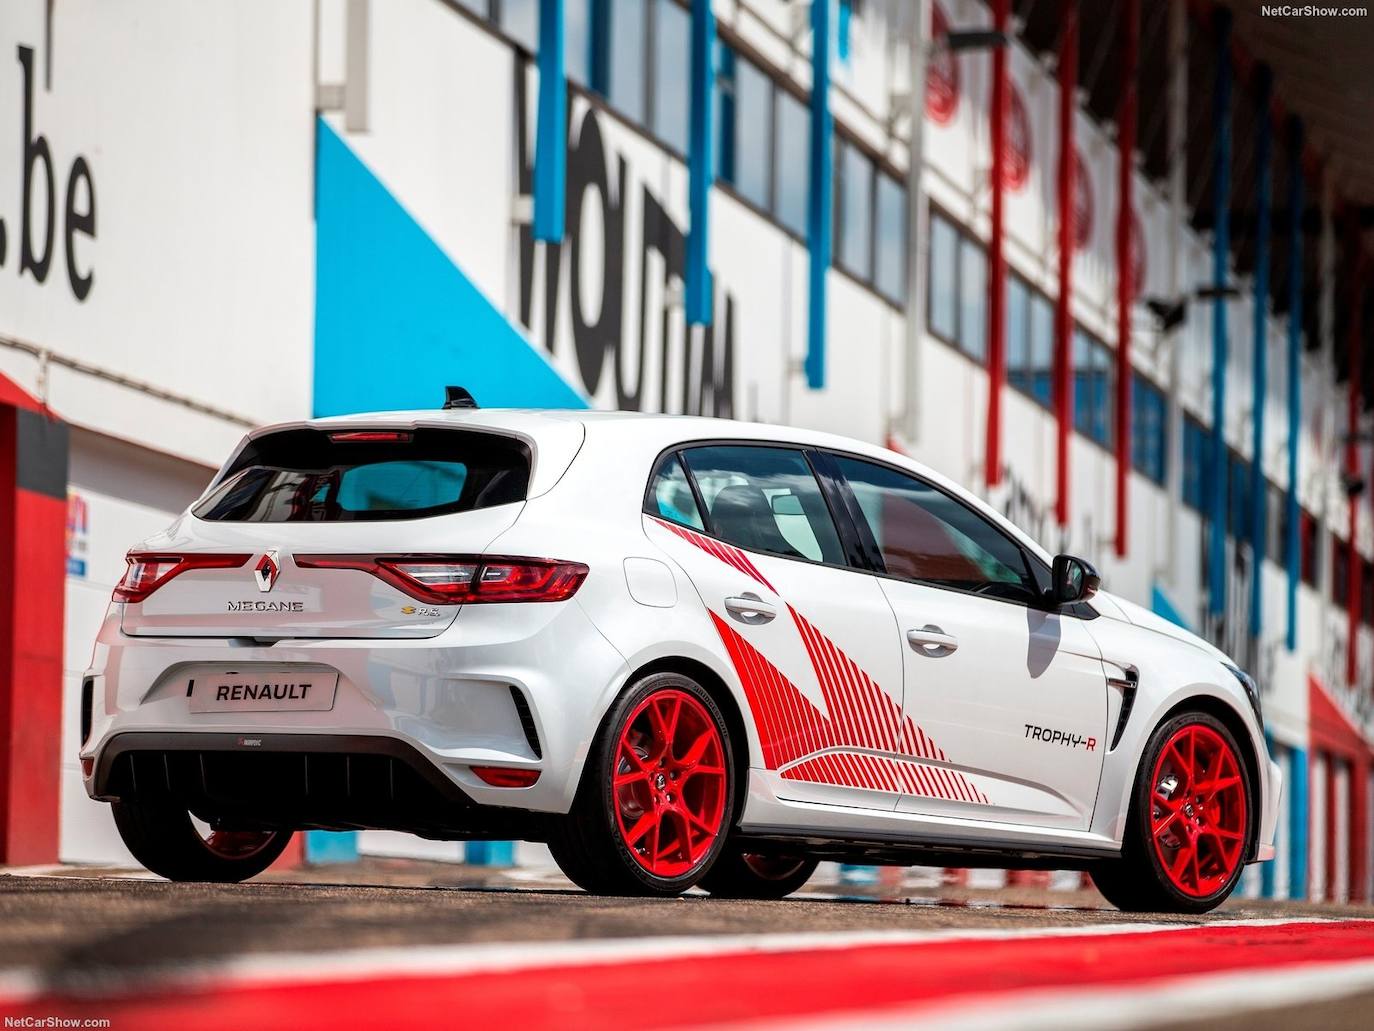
[724,594,776,625]
[907,625,958,656]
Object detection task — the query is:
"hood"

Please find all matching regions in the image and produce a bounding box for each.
[1094,591,1235,667]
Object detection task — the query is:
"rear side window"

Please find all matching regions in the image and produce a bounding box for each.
[678,445,844,564]
[194,428,530,522]
[647,454,705,530]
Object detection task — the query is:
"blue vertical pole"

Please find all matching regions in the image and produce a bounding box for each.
[533,0,566,243]
[805,0,834,390]
[1285,118,1305,652]
[1208,10,1233,619]
[1249,66,1273,640]
[685,0,714,326]
[1289,745,1310,899]
[1262,732,1279,897]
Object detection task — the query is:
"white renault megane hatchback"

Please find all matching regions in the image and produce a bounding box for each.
[81,396,1279,912]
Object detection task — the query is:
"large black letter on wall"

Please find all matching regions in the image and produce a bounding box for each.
[17,46,54,284]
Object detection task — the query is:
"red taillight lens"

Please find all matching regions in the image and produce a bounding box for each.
[113,552,251,602]
[471,766,540,788]
[293,555,588,605]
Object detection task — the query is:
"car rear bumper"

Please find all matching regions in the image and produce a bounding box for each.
[79,598,629,819]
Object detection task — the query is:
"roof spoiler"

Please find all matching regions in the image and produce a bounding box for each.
[443,386,479,410]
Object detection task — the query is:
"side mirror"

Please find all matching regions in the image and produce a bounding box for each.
[1051,554,1100,605]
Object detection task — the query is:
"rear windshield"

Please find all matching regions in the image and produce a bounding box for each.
[193,428,530,522]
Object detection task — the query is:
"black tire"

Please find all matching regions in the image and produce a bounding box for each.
[699,848,819,899]
[1091,710,1254,914]
[112,798,292,883]
[549,671,735,897]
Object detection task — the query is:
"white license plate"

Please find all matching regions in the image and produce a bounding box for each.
[187,671,339,713]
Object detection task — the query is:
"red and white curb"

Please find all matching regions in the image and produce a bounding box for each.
[2,917,1373,1028]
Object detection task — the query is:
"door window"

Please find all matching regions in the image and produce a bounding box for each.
[680,446,844,564]
[833,456,1039,604]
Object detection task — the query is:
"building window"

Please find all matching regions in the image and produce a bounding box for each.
[565,0,592,85]
[874,172,906,302]
[1182,415,1210,512]
[928,211,958,343]
[609,0,648,122]
[725,51,772,209]
[650,0,690,153]
[1006,275,1030,396]
[1332,535,1348,606]
[774,88,810,238]
[1028,294,1053,407]
[1131,375,1167,485]
[957,236,987,362]
[499,0,539,50]
[837,139,874,280]
[1300,509,1318,586]
[1073,330,1113,447]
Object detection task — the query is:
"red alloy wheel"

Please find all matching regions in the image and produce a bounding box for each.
[203,829,279,860]
[1148,723,1248,898]
[612,689,728,878]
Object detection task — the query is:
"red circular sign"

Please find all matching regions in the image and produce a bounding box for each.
[1001,85,1031,192]
[926,3,960,125]
[1071,148,1093,250]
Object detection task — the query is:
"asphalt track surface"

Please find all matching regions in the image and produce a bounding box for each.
[2,860,1374,1029]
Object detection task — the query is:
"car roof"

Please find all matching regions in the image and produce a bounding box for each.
[272,408,1054,566]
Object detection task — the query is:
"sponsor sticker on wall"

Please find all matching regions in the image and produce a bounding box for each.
[66,490,89,577]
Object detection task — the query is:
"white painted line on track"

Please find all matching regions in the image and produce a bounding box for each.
[0,915,1360,1004]
[754,956,1374,1031]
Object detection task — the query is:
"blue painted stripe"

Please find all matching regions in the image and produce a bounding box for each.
[313,118,586,417]
[534,0,567,243]
[466,840,516,866]
[685,0,714,326]
[1288,744,1309,900]
[1209,10,1233,618]
[1286,118,1305,653]
[1151,584,1193,632]
[806,0,834,390]
[1249,66,1273,640]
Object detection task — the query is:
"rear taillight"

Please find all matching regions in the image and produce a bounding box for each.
[293,555,589,605]
[113,552,251,602]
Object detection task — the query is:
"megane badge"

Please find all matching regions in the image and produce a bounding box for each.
[253,550,280,593]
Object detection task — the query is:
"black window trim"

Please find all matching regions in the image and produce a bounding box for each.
[641,438,1098,619]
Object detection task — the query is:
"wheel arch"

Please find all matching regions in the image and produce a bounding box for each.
[622,655,753,822]
[1155,694,1264,860]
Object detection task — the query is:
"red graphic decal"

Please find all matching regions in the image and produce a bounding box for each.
[650,518,776,594]
[709,610,988,805]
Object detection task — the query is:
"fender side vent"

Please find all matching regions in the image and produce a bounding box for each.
[1108,666,1139,751]
[510,686,542,759]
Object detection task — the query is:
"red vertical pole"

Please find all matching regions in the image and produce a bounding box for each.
[1351,756,1368,903]
[1326,753,1339,901]
[0,388,66,866]
[985,0,1010,489]
[1114,0,1139,558]
[1053,1,1078,527]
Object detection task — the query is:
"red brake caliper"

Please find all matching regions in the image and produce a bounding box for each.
[1149,724,1247,898]
[613,690,727,877]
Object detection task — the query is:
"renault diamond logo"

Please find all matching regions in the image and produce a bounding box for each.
[253,550,280,593]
